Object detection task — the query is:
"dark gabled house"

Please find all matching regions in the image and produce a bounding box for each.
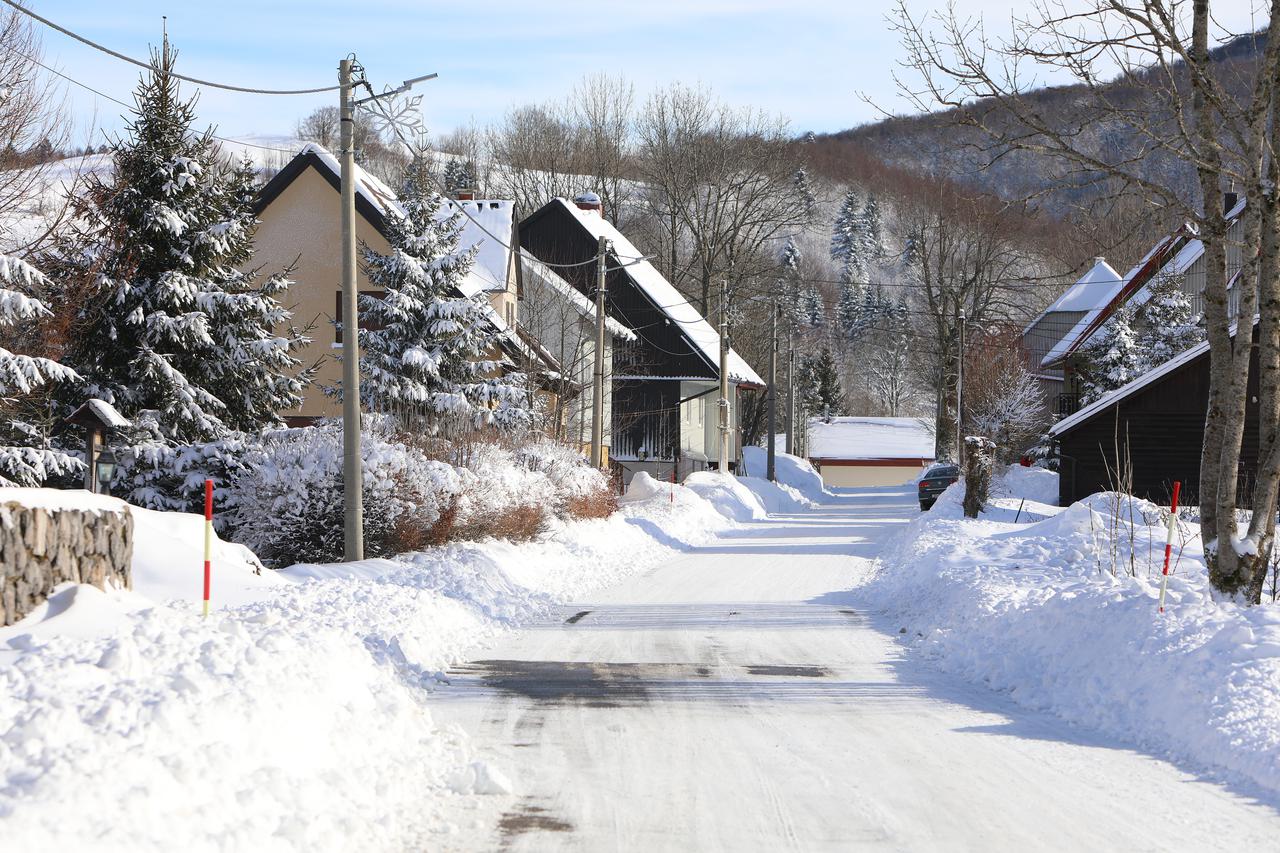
[519,195,765,482]
[1040,195,1246,417]
[1049,325,1259,507]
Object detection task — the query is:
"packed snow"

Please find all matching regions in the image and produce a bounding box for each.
[859,466,1280,797]
[0,474,763,850]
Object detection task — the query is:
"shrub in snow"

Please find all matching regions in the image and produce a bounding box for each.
[114,422,258,528]
[0,254,80,486]
[51,45,306,443]
[228,420,462,567]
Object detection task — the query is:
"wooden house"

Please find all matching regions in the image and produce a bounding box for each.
[1021,258,1122,418]
[519,195,765,483]
[1040,196,1245,416]
[1049,326,1259,507]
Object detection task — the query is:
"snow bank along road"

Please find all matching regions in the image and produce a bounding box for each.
[433,486,1280,851]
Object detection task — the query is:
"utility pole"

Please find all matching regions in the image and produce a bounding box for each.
[956,310,966,467]
[590,236,609,469]
[767,302,778,482]
[339,58,364,562]
[718,278,731,475]
[785,322,795,458]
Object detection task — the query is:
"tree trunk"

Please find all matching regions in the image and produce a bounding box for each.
[962,436,995,519]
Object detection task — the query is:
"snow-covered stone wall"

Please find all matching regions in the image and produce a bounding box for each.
[1,500,133,625]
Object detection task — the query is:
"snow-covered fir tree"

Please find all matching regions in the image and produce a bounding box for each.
[800,346,844,419]
[779,238,804,324]
[861,194,884,259]
[831,190,866,287]
[1080,305,1141,404]
[802,280,824,328]
[836,276,863,339]
[0,255,80,486]
[443,158,478,195]
[1079,275,1203,405]
[55,44,306,442]
[352,156,532,434]
[1133,273,1202,366]
[793,168,817,221]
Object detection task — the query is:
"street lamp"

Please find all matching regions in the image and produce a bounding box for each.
[64,398,130,494]
[94,448,118,495]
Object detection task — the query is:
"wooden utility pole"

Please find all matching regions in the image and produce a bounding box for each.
[767,302,778,482]
[590,236,609,469]
[785,322,795,457]
[339,57,363,562]
[718,278,731,475]
[956,310,966,467]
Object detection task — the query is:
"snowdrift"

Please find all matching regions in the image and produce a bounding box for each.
[864,467,1280,797]
[0,477,749,850]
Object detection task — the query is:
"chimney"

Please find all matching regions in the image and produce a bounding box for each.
[455,187,476,201]
[1224,190,1239,214]
[573,191,602,215]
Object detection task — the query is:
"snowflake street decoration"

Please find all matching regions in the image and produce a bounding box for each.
[359,91,425,143]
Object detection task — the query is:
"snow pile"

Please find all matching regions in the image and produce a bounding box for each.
[862,468,1280,796]
[0,477,743,850]
[741,446,831,503]
[683,471,769,522]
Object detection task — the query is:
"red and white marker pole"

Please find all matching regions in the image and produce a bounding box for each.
[1158,480,1181,614]
[202,478,213,618]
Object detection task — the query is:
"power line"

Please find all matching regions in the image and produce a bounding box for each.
[2,0,339,95]
[12,46,302,156]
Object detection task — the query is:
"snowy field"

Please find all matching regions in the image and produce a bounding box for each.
[0,473,770,851]
[859,465,1280,799]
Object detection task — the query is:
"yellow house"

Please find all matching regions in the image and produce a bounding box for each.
[251,144,543,424]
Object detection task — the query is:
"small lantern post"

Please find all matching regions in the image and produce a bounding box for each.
[64,399,131,494]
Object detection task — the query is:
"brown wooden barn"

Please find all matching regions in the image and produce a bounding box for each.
[1049,330,1259,508]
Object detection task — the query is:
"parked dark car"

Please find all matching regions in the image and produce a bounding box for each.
[918,463,960,511]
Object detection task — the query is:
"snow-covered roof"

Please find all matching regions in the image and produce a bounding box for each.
[1039,237,1175,369]
[807,417,936,461]
[548,198,764,387]
[1050,336,1211,435]
[1039,258,1123,316]
[518,249,636,341]
[291,144,513,297]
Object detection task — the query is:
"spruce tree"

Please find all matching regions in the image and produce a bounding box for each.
[837,277,863,339]
[800,346,844,419]
[353,156,531,434]
[1133,273,1202,365]
[0,255,80,485]
[861,194,884,259]
[1080,305,1141,404]
[803,280,824,328]
[56,44,305,442]
[793,168,817,221]
[830,190,865,285]
[780,238,804,324]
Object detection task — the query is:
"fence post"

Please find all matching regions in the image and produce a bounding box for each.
[203,478,213,617]
[1158,481,1182,614]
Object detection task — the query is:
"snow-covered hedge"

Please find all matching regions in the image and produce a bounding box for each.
[228,422,462,568]
[864,466,1280,796]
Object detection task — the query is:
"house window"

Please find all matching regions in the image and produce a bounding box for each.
[334,291,386,343]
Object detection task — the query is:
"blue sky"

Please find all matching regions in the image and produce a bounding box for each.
[34,1,1270,145]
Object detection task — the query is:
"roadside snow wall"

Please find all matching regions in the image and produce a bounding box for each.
[1,493,133,625]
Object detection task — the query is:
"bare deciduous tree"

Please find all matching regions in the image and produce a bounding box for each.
[893,0,1280,602]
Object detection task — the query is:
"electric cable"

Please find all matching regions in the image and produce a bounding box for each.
[1,0,340,95]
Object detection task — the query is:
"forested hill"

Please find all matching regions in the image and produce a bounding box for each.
[808,29,1266,226]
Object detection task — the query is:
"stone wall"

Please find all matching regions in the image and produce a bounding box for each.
[1,501,133,626]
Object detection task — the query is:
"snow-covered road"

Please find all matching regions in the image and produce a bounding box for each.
[433,486,1280,851]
